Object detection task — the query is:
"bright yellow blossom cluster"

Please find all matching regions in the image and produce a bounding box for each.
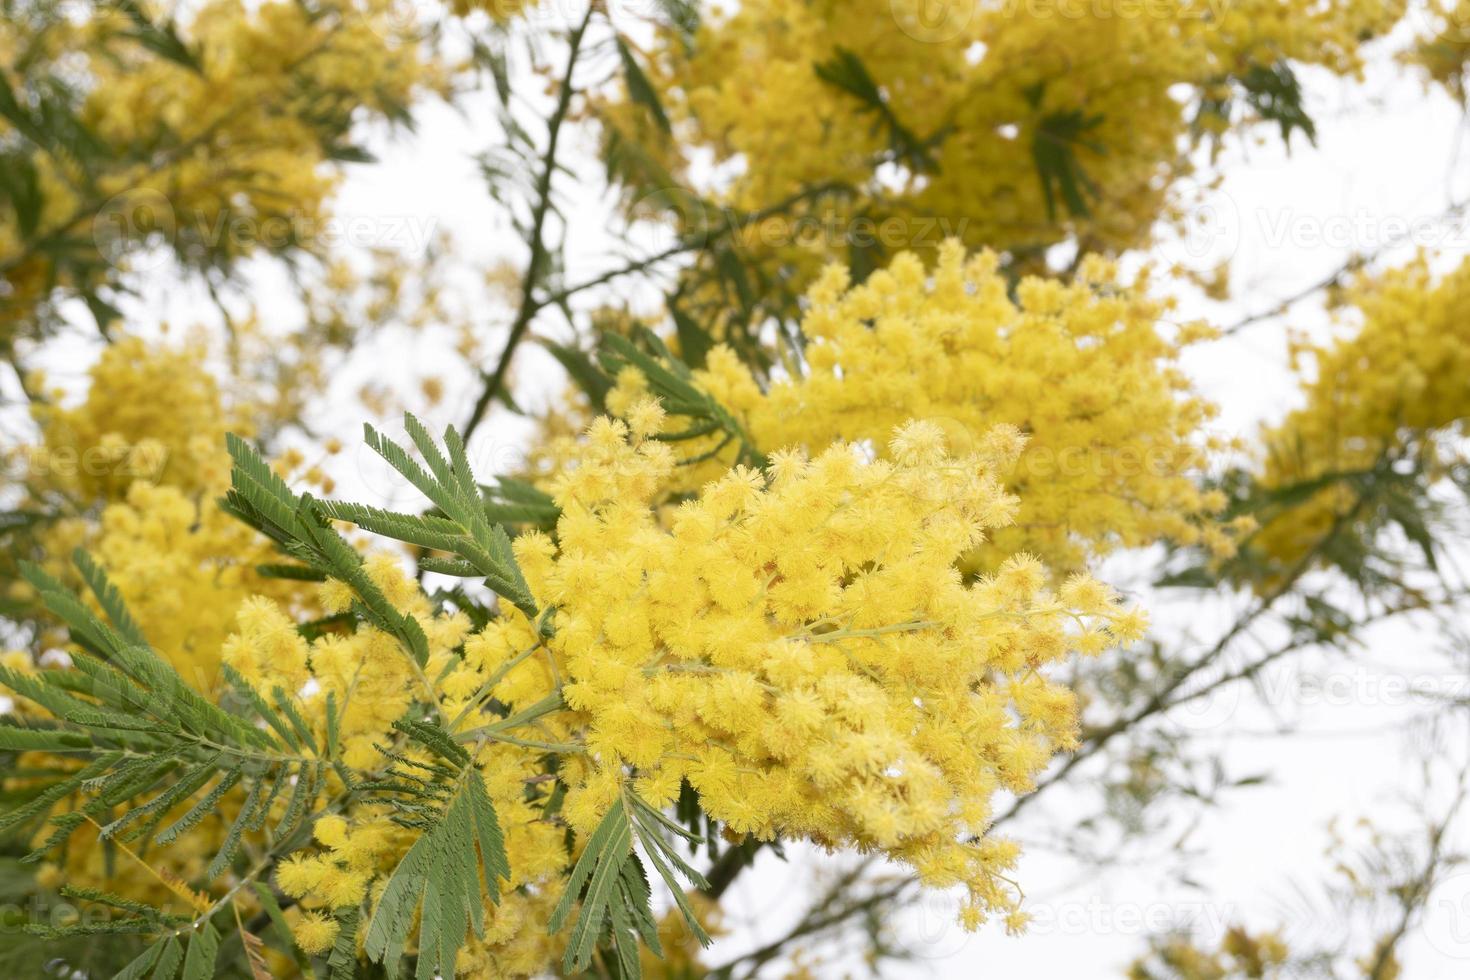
[1252,255,1470,575]
[0,0,1459,974]
[475,415,1147,928]
[228,599,428,775]
[689,242,1236,570]
[6,337,312,680]
[24,336,239,499]
[0,341,325,917]
[80,0,435,241]
[275,733,571,975]
[220,561,571,972]
[221,409,1146,970]
[2,358,1153,973]
[612,0,1399,270]
[0,0,442,338]
[78,484,307,679]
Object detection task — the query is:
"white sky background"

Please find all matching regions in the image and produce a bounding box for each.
[8,0,1470,975]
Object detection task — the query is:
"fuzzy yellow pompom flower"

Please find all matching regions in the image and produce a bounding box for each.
[313,814,350,849]
[221,596,311,696]
[292,910,340,956]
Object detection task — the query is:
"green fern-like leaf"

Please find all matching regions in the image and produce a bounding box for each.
[363,747,510,980]
[550,798,638,975]
[346,416,540,619]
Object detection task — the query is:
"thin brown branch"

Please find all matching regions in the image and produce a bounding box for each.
[461,5,597,441]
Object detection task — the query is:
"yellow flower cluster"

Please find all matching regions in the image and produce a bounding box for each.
[7,337,311,680]
[120,0,432,241]
[87,0,436,249]
[276,739,571,976]
[224,555,451,771]
[1403,0,1470,102]
[83,484,306,680]
[691,242,1235,570]
[1127,925,1291,979]
[225,564,571,974]
[1,0,441,337]
[1252,255,1470,575]
[6,385,1152,969]
[0,340,330,913]
[478,415,1146,928]
[1253,254,1470,574]
[612,0,1398,267]
[26,336,236,499]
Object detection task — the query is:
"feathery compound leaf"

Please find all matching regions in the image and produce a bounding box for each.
[316,499,465,552]
[149,936,185,979]
[180,922,220,980]
[407,413,463,495]
[155,768,243,846]
[20,554,272,757]
[364,421,444,508]
[219,664,292,751]
[72,548,148,649]
[418,555,482,578]
[324,691,342,760]
[112,937,167,980]
[254,563,328,582]
[354,416,541,619]
[483,475,561,529]
[364,768,509,980]
[223,433,305,543]
[23,560,133,659]
[616,853,662,960]
[479,523,538,619]
[108,758,222,842]
[616,36,671,135]
[631,797,712,948]
[327,906,360,980]
[395,718,470,767]
[439,424,485,504]
[205,775,268,879]
[275,762,321,840]
[0,724,91,751]
[281,491,431,665]
[0,664,148,735]
[60,886,188,926]
[271,686,320,754]
[550,797,638,973]
[23,757,178,861]
[0,751,122,835]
